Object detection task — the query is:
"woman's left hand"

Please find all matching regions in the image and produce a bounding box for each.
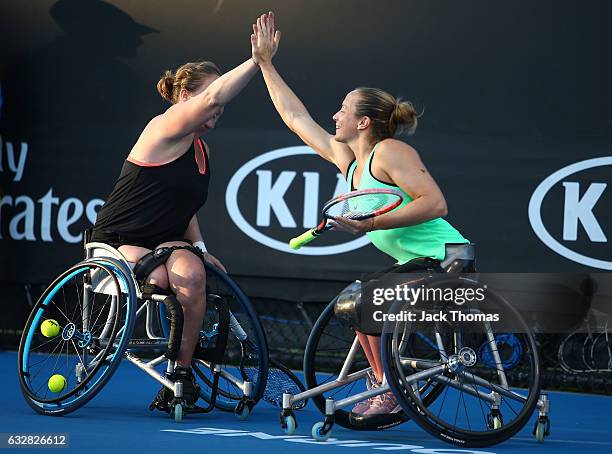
[202,252,227,273]
[330,217,375,235]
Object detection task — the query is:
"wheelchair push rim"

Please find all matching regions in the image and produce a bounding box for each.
[382,278,542,447]
[18,259,136,413]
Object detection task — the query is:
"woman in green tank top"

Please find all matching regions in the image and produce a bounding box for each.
[253,20,469,415]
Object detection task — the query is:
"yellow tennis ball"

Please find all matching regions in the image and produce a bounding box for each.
[41,319,60,338]
[48,374,67,393]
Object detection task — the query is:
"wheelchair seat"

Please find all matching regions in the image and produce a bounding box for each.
[85,242,138,297]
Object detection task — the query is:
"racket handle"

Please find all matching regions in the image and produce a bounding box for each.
[289,229,318,249]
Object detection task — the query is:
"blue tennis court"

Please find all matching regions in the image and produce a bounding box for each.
[2,351,611,453]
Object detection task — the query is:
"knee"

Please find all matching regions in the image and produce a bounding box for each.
[146,265,169,290]
[171,268,206,301]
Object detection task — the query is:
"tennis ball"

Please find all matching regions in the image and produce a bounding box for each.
[40,319,59,337]
[48,374,67,393]
[41,319,60,338]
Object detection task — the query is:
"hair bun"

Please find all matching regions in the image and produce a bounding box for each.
[390,99,418,136]
[156,70,175,103]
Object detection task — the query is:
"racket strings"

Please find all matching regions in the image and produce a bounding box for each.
[243,364,305,409]
[326,193,401,220]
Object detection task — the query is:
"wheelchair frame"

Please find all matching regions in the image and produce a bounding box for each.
[85,242,261,420]
[19,241,267,421]
[279,247,552,446]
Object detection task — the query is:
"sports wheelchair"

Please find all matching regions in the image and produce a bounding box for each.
[18,239,269,422]
[279,244,551,447]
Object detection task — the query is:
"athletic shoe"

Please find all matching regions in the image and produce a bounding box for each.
[148,366,200,413]
[171,365,201,406]
[351,371,380,415]
[362,391,401,415]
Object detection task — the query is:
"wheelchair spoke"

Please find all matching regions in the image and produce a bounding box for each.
[329,379,357,398]
[30,334,62,353]
[500,394,520,418]
[468,378,488,427]
[69,340,86,375]
[51,297,72,326]
[461,373,473,430]
[435,380,450,419]
[63,284,79,323]
[27,337,65,377]
[74,276,83,321]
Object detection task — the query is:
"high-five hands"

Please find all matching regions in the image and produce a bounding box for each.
[251,11,281,65]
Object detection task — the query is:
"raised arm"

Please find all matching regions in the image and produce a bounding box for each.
[253,13,354,172]
[158,58,260,140]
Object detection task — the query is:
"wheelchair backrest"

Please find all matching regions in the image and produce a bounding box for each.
[441,243,476,273]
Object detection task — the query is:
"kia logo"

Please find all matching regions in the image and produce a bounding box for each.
[528,156,612,269]
[225,146,370,255]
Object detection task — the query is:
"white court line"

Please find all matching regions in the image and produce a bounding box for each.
[514,437,612,446]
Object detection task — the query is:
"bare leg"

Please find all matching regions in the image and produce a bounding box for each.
[367,335,384,382]
[356,331,376,372]
[162,241,207,367]
[356,332,384,382]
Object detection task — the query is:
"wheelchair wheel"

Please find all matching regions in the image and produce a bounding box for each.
[382,276,541,447]
[18,258,137,415]
[159,264,268,412]
[303,298,410,430]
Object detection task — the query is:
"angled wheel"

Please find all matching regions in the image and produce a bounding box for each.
[18,258,137,415]
[382,276,541,447]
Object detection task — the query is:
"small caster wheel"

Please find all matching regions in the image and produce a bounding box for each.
[533,415,550,443]
[235,402,250,420]
[535,421,545,443]
[311,421,331,442]
[283,415,296,435]
[174,403,183,423]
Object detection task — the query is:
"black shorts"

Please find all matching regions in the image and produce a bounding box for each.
[90,228,191,251]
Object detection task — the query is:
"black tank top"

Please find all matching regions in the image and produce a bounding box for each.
[92,138,210,246]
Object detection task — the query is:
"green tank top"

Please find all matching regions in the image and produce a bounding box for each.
[346,143,469,264]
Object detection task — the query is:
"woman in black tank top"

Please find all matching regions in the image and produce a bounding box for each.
[91,13,281,399]
[92,136,211,250]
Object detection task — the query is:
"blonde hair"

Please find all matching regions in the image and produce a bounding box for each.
[354,87,418,140]
[156,61,221,104]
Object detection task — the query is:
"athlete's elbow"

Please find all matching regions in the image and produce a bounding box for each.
[436,199,448,218]
[203,92,221,109]
[285,111,302,130]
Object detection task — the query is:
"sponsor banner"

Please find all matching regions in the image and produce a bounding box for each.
[226,146,370,256]
[1,0,612,296]
[529,157,612,270]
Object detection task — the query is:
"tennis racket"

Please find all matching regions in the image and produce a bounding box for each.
[239,338,307,409]
[229,312,307,409]
[289,188,404,250]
